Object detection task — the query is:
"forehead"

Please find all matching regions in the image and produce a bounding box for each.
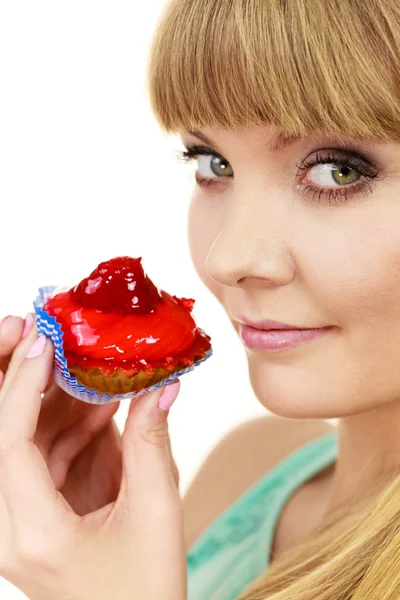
[184,128,301,153]
[180,126,381,157]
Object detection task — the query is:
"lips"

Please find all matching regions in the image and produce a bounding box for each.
[237,316,322,331]
[236,317,334,351]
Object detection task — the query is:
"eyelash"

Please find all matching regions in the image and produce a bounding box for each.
[176,145,380,205]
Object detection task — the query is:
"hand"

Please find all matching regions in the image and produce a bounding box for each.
[0,315,180,515]
[0,315,123,515]
[0,328,186,600]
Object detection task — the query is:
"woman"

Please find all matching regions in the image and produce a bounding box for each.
[1,0,400,598]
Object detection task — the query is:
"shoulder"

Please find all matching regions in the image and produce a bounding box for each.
[183,414,335,550]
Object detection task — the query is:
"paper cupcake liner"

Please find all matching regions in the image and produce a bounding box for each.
[33,285,212,405]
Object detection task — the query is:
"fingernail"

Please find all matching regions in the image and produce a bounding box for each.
[22,313,35,339]
[158,380,180,413]
[26,335,46,359]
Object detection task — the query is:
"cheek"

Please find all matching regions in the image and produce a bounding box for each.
[305,213,400,330]
[187,194,223,297]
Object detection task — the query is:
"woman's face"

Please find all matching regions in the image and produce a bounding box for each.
[181,124,400,419]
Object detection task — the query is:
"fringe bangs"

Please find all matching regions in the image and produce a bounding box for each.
[147,0,400,142]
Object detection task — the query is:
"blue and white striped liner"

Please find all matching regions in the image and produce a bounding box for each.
[33,285,212,405]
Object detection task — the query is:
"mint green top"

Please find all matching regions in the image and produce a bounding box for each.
[186,430,338,600]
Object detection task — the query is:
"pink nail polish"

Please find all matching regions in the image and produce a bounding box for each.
[26,335,46,359]
[22,313,34,339]
[158,380,180,412]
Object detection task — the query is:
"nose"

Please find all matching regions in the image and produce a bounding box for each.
[205,193,296,289]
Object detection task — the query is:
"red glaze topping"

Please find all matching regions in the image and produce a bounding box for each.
[73,257,162,315]
[44,256,211,376]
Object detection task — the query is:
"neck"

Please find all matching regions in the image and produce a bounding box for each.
[323,400,400,519]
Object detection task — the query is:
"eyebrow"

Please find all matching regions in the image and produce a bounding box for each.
[187,130,302,153]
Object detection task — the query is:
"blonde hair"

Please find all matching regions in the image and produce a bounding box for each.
[146,0,400,597]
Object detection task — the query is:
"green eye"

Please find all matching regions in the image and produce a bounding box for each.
[331,165,360,185]
[200,155,233,178]
[176,145,234,180]
[308,163,361,187]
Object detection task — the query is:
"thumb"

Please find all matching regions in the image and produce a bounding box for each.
[120,380,181,499]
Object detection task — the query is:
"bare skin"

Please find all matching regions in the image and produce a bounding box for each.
[0,316,333,571]
[180,123,400,527]
[182,413,336,564]
[2,123,399,586]
[0,316,179,517]
[270,454,336,563]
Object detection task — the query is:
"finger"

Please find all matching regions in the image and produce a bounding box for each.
[166,433,179,489]
[38,383,117,446]
[47,401,120,489]
[0,315,38,401]
[0,336,71,530]
[0,316,24,373]
[34,383,76,454]
[0,335,52,441]
[119,381,181,508]
[111,418,122,450]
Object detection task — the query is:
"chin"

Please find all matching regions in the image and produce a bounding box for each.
[246,353,379,420]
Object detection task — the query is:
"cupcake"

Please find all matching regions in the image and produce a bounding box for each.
[34,256,212,403]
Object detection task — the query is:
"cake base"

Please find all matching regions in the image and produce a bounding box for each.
[69,363,184,394]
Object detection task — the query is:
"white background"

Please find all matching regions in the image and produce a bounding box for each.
[0,2,266,597]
